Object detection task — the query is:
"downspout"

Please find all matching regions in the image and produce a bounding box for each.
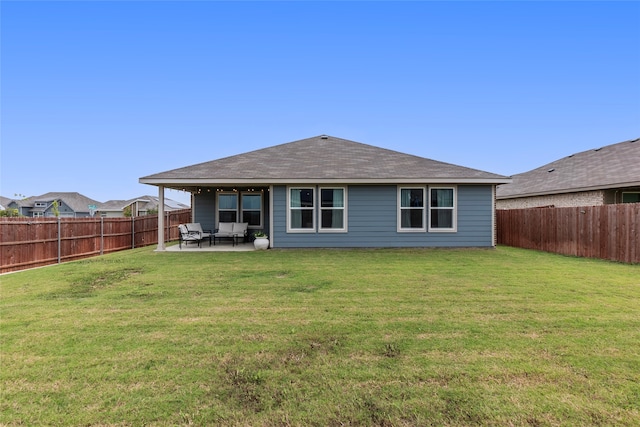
[156,185,166,251]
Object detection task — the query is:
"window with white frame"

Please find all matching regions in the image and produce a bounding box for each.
[622,192,640,203]
[217,193,238,222]
[429,187,456,231]
[398,187,426,231]
[320,187,346,231]
[288,187,315,231]
[241,193,262,227]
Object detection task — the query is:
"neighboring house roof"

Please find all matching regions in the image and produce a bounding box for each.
[14,192,102,212]
[140,135,510,190]
[99,200,130,212]
[497,138,640,199]
[100,196,189,212]
[0,196,13,210]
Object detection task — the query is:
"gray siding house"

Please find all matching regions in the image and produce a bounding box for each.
[6,192,102,218]
[140,135,510,249]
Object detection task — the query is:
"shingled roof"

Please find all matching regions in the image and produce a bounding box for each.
[13,192,102,213]
[497,138,640,199]
[140,135,509,190]
[100,196,189,211]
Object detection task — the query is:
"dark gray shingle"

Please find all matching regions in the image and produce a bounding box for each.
[141,135,508,182]
[497,138,640,199]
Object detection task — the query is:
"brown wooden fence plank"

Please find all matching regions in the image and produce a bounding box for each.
[497,203,639,264]
[0,209,192,273]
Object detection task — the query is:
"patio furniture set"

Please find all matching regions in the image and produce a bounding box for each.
[178,222,248,248]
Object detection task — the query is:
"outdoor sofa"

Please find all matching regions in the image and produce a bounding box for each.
[213,222,248,246]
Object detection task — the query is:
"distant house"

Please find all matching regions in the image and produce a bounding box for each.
[98,196,189,218]
[140,135,510,249]
[496,138,640,209]
[0,196,12,211]
[6,192,102,218]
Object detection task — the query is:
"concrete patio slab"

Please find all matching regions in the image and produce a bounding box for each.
[164,242,256,252]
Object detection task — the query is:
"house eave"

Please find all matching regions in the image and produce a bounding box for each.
[496,180,640,200]
[140,177,512,188]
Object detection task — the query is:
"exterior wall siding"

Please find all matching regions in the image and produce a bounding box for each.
[193,194,216,232]
[496,190,605,209]
[272,184,494,248]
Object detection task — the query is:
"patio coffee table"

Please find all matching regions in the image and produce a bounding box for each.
[213,233,238,246]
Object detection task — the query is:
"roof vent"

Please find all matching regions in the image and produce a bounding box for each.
[320,135,328,139]
[630,138,639,143]
[594,147,602,151]
[548,168,555,173]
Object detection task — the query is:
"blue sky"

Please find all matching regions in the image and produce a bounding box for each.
[2,1,639,206]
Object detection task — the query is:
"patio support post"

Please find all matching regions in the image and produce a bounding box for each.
[156,185,166,251]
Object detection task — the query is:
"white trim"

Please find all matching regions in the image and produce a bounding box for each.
[156,185,165,251]
[269,185,274,247]
[217,192,239,223]
[428,186,457,233]
[140,177,512,186]
[492,185,496,247]
[286,186,316,233]
[397,186,427,232]
[190,193,195,222]
[318,186,348,233]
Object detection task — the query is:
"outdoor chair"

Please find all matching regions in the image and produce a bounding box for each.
[178,224,206,249]
[185,223,212,246]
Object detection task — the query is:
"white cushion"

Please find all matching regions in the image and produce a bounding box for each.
[186,223,203,233]
[233,222,248,234]
[179,224,199,240]
[218,222,233,233]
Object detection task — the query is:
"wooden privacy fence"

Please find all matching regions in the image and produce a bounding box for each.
[497,203,639,264]
[0,209,192,273]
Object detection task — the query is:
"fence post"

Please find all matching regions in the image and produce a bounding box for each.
[57,217,61,264]
[100,217,104,255]
[132,216,135,249]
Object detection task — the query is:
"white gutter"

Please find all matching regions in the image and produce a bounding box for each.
[140,177,512,186]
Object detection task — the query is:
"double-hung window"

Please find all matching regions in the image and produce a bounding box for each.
[241,193,262,227]
[288,188,315,231]
[218,193,238,222]
[398,187,426,231]
[319,187,346,232]
[429,187,456,231]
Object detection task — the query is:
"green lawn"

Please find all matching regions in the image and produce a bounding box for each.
[1,245,638,426]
